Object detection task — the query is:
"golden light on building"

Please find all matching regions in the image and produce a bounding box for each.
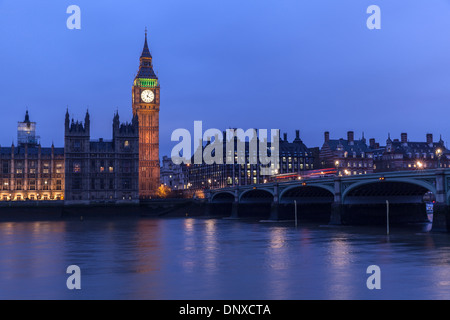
[132,30,160,199]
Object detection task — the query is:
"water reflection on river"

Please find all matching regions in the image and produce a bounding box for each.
[0,218,450,299]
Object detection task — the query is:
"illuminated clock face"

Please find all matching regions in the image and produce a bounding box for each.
[141,90,154,103]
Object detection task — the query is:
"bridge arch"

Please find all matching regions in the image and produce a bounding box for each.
[342,178,435,205]
[279,184,334,204]
[211,191,235,203]
[239,188,274,203]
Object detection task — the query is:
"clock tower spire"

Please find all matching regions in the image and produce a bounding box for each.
[132,30,160,199]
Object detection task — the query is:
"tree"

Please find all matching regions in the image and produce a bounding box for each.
[156,184,172,198]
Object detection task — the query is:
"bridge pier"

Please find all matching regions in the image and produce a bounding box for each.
[329,177,343,225]
[330,203,344,225]
[269,203,279,221]
[204,201,211,216]
[432,169,450,232]
[230,201,239,218]
[432,204,450,232]
[269,184,280,221]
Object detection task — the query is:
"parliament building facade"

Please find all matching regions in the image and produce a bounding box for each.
[0,32,161,204]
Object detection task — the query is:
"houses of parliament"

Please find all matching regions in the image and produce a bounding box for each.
[0,32,160,203]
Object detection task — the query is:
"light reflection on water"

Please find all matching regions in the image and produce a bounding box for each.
[0,218,449,299]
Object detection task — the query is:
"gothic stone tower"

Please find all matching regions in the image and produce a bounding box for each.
[132,31,160,198]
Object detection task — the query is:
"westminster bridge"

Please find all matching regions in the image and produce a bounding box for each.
[204,168,450,231]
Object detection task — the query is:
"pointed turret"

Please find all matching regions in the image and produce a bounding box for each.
[141,27,152,59]
[65,108,70,131]
[24,110,30,123]
[386,133,393,153]
[113,110,120,132]
[137,29,157,79]
[85,109,90,134]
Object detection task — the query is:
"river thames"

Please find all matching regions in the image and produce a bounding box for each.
[0,217,449,300]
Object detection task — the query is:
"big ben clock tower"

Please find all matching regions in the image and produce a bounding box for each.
[132,30,160,198]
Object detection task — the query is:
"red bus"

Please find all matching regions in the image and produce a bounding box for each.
[270,168,336,182]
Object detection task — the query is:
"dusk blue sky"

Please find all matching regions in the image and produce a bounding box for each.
[1,1,450,158]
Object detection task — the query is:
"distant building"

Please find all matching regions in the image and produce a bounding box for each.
[17,111,39,146]
[319,131,374,176]
[187,130,316,190]
[373,133,449,172]
[64,110,139,204]
[160,155,188,191]
[0,111,64,201]
[279,130,316,173]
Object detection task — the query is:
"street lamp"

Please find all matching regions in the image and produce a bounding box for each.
[416,161,423,169]
[436,148,443,168]
[335,160,340,176]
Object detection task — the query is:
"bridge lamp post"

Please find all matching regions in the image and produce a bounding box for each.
[436,148,443,168]
[335,160,340,176]
[416,161,423,170]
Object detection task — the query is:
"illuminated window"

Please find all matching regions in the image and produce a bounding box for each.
[124,141,130,148]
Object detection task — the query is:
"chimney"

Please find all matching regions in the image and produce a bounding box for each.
[347,131,354,145]
[295,130,300,140]
[426,133,433,146]
[369,138,376,148]
[283,133,287,141]
[401,133,407,144]
[324,131,330,143]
